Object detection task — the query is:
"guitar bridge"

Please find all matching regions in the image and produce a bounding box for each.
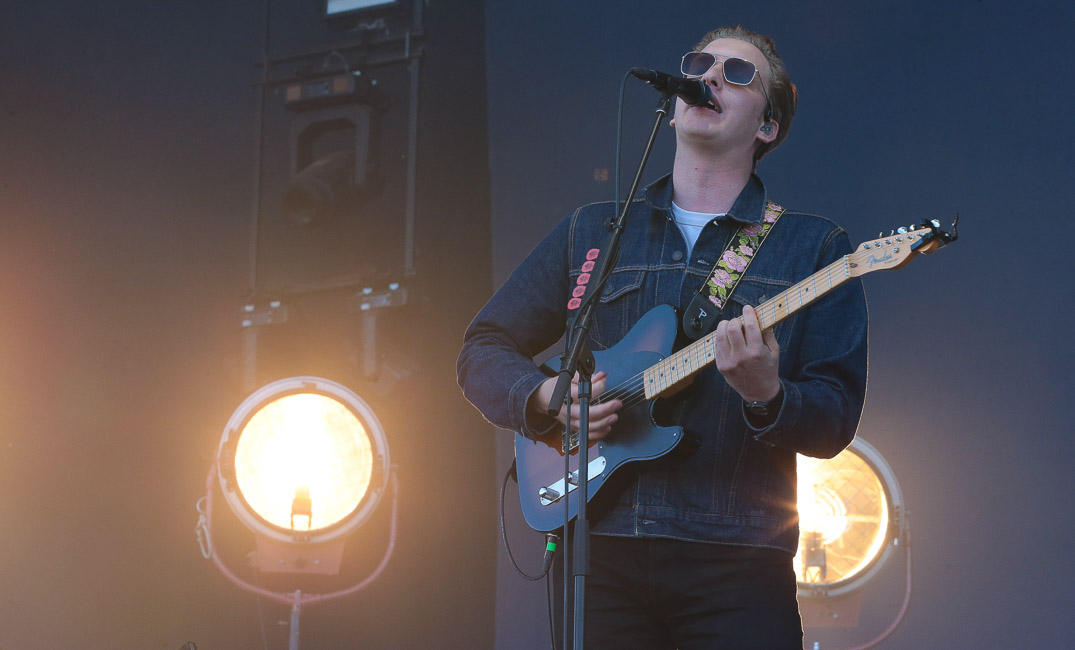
[537,456,607,506]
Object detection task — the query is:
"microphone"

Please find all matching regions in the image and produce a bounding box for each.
[630,68,712,106]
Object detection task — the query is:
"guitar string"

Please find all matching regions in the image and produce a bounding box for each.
[591,335,715,410]
[586,274,816,410]
[590,327,719,407]
[561,373,647,451]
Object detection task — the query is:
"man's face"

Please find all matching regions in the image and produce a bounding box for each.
[672,37,774,156]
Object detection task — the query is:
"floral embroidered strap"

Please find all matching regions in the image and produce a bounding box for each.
[680,201,785,340]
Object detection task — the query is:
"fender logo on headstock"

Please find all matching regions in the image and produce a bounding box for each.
[866,250,895,268]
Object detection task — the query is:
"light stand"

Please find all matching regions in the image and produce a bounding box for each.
[197,376,397,649]
[196,467,398,650]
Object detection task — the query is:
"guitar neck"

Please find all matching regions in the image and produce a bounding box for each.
[754,254,854,330]
[643,254,854,399]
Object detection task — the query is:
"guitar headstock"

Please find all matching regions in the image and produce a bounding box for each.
[849,215,959,276]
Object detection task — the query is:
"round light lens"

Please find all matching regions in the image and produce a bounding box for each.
[218,377,389,544]
[234,392,374,531]
[794,438,900,595]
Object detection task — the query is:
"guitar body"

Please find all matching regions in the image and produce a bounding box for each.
[514,304,686,532]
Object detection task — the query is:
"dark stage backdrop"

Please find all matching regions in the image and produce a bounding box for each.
[483,1,1075,648]
[0,1,495,648]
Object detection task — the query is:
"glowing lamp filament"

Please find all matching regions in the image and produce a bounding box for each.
[800,483,850,545]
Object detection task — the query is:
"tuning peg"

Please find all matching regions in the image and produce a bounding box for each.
[897,227,907,234]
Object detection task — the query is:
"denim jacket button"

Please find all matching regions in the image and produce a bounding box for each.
[671,251,684,261]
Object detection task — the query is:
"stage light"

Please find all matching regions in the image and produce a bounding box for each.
[282,150,357,226]
[197,380,398,650]
[216,376,391,573]
[282,106,374,227]
[795,437,901,595]
[796,437,911,639]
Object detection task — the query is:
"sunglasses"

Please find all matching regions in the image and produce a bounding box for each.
[680,52,760,86]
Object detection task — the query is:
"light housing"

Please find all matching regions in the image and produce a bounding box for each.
[795,437,903,599]
[216,376,390,573]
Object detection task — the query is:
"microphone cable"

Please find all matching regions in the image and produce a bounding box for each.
[499,461,560,582]
[499,461,560,647]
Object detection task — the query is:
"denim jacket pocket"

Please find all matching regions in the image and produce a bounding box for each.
[584,269,645,349]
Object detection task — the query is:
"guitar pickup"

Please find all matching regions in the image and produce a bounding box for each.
[537,456,607,506]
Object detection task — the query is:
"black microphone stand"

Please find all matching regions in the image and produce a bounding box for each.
[547,91,674,650]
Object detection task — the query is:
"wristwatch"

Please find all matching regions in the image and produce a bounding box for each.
[745,386,784,419]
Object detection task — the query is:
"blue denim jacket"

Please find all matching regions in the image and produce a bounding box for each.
[458,173,868,553]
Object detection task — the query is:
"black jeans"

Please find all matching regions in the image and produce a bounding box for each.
[552,535,803,650]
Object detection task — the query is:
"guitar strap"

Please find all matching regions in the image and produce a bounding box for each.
[681,200,785,340]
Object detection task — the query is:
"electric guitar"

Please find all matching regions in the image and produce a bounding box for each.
[514,218,958,532]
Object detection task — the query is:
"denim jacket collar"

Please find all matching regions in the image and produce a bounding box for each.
[643,172,768,224]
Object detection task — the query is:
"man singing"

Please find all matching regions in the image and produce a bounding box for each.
[458,25,868,649]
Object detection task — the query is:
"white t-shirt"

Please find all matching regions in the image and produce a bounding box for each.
[670,202,726,259]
